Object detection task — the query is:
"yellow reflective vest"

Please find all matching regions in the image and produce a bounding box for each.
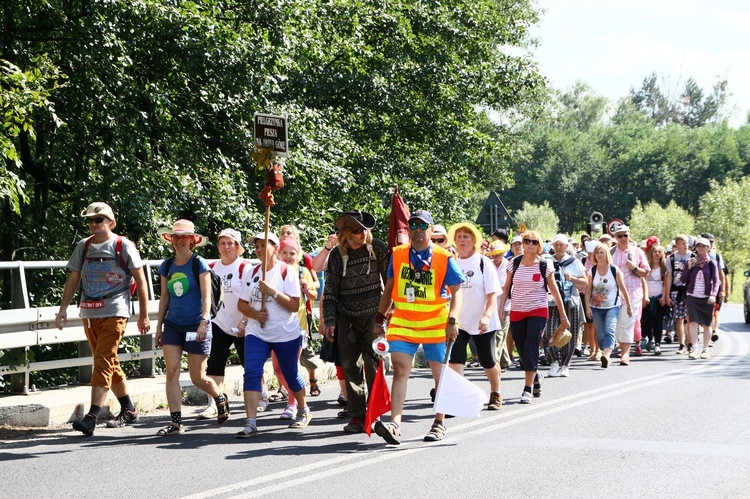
[388,244,451,343]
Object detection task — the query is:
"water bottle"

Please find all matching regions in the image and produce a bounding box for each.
[372,337,389,357]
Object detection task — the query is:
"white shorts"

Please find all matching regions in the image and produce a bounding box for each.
[615,302,641,343]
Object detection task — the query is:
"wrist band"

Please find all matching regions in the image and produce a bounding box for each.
[375,312,386,324]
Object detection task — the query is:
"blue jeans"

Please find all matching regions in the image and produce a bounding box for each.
[591,307,620,350]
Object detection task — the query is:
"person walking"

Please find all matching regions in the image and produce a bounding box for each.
[373,210,464,443]
[681,237,720,359]
[56,202,150,435]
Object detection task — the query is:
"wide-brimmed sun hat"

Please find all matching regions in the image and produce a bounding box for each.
[158,219,208,247]
[334,210,376,231]
[448,222,483,251]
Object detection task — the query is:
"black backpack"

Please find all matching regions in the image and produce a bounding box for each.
[508,255,548,299]
[166,255,223,318]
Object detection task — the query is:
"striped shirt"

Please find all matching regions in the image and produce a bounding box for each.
[510,260,553,320]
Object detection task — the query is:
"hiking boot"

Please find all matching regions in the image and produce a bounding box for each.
[73,414,97,436]
[487,392,502,411]
[106,408,139,428]
[343,417,365,433]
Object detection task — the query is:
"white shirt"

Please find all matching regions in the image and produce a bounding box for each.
[238,261,301,343]
[211,258,250,336]
[456,253,500,335]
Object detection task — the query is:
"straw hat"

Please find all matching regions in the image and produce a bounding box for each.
[158,219,208,247]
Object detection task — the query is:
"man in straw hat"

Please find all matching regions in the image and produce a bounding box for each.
[55,202,150,436]
[323,210,389,434]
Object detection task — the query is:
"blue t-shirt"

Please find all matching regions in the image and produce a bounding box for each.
[386,247,464,299]
[158,254,210,326]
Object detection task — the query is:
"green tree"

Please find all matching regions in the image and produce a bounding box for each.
[512,201,558,240]
[629,200,695,244]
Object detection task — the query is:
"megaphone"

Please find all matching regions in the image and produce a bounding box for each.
[589,212,603,233]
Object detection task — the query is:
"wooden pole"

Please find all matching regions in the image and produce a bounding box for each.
[259,204,271,328]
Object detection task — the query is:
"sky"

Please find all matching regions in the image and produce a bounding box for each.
[529,1,750,126]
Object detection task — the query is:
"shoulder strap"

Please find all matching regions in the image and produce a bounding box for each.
[191,255,200,281]
[209,260,217,269]
[82,236,94,261]
[238,260,248,279]
[479,257,484,275]
[115,236,125,271]
[166,257,175,276]
[251,262,287,280]
[511,255,523,274]
[540,259,548,292]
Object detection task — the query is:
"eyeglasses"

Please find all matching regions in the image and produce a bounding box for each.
[409,221,430,230]
[173,234,193,240]
[431,237,446,244]
[351,228,365,235]
[616,234,629,239]
[87,217,106,224]
[523,238,539,246]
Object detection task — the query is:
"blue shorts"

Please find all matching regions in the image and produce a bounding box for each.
[388,340,446,363]
[162,320,212,355]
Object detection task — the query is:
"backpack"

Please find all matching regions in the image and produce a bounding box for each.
[508,255,548,299]
[590,264,620,305]
[669,251,695,292]
[250,261,289,281]
[209,259,249,280]
[166,255,223,319]
[80,235,138,300]
[553,257,577,303]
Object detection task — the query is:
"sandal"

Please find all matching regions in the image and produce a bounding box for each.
[156,424,184,436]
[288,408,312,428]
[533,374,543,398]
[268,389,288,403]
[374,421,401,445]
[216,393,230,425]
[235,425,259,439]
[423,422,446,442]
[280,404,297,420]
[309,379,321,397]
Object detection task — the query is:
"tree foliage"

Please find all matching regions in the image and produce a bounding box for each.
[0,0,544,265]
[629,200,695,245]
[511,201,558,240]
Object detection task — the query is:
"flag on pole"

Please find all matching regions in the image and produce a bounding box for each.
[388,184,410,251]
[433,365,486,418]
[365,359,392,436]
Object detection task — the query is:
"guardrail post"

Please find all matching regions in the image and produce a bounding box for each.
[9,264,30,392]
[139,335,155,377]
[78,340,93,384]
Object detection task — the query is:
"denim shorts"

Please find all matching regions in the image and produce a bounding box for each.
[389,340,446,363]
[162,320,212,355]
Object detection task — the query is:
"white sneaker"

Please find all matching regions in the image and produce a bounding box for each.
[700,350,710,359]
[560,365,570,377]
[520,391,532,404]
[688,349,698,360]
[548,361,561,377]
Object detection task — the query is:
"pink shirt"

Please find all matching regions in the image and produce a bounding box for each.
[612,246,649,301]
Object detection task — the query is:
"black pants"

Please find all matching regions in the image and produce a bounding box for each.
[206,324,245,377]
[641,297,665,344]
[449,329,497,368]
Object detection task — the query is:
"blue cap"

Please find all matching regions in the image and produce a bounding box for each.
[408,210,434,225]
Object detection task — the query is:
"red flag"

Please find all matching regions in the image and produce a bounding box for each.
[388,185,410,251]
[365,359,392,436]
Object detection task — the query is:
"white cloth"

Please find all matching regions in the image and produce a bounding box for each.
[238,261,301,343]
[456,253,501,335]
[433,365,486,418]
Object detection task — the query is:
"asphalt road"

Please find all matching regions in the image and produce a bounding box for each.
[3,305,750,498]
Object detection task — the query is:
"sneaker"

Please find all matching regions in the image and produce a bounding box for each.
[582,346,591,357]
[634,345,643,356]
[688,349,698,360]
[560,365,570,377]
[601,355,610,369]
[663,334,672,344]
[640,339,648,350]
[337,393,347,406]
[654,345,662,356]
[106,408,139,428]
[216,393,230,425]
[548,361,561,378]
[423,422,446,442]
[343,417,365,433]
[487,391,502,411]
[519,391,532,404]
[337,409,350,419]
[374,421,401,445]
[711,331,719,342]
[197,406,217,420]
[533,374,543,397]
[646,340,655,351]
[72,414,97,436]
[700,350,710,359]
[676,345,686,354]
[156,423,184,436]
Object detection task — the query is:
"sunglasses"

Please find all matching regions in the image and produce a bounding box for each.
[409,221,430,230]
[172,234,193,240]
[431,237,446,243]
[87,216,107,224]
[523,238,539,246]
[351,228,365,235]
[616,234,629,239]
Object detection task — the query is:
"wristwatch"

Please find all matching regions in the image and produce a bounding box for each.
[448,317,457,326]
[241,319,248,325]
[272,291,279,299]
